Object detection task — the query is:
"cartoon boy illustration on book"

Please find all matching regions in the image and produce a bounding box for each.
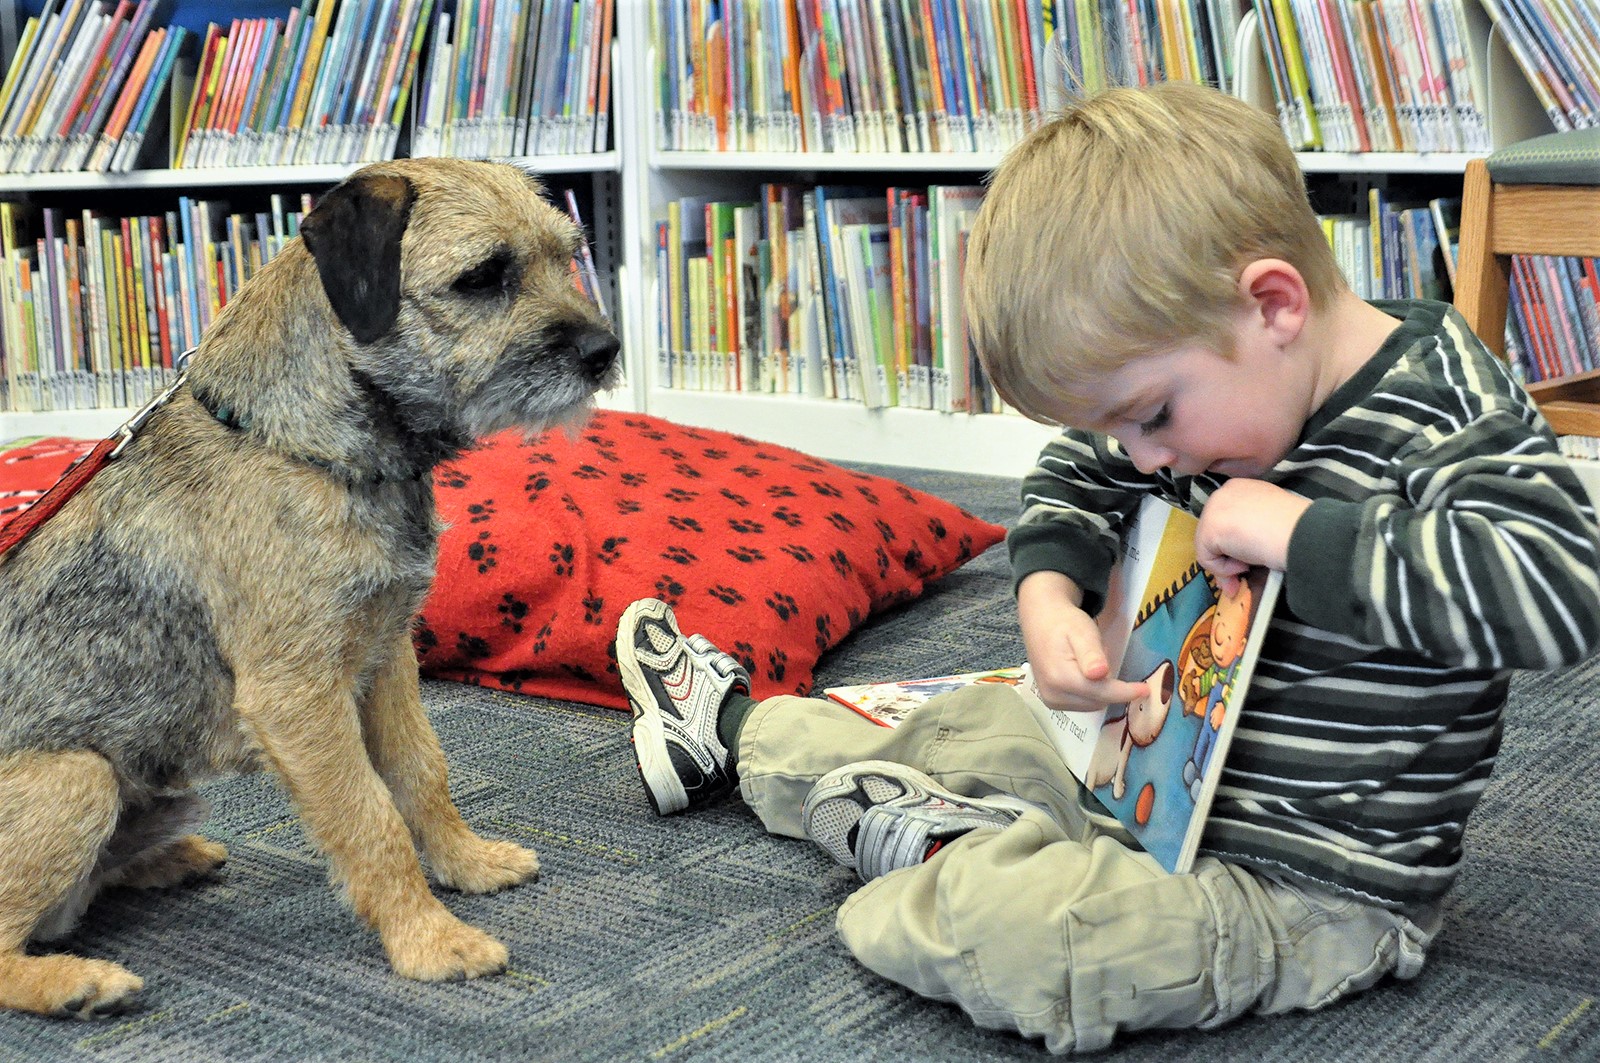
[1178,579,1255,801]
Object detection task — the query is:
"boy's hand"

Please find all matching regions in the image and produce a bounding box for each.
[1017,570,1151,712]
[1195,479,1311,594]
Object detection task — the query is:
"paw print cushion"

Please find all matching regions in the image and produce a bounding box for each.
[0,437,99,524]
[416,411,1007,708]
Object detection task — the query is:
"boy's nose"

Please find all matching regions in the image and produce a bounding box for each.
[1122,438,1176,475]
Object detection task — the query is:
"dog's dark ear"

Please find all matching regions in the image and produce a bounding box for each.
[300,173,416,344]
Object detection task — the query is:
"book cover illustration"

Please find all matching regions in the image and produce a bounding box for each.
[1061,498,1282,875]
[823,496,1283,875]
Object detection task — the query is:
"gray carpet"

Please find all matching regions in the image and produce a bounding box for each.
[2,463,1597,1061]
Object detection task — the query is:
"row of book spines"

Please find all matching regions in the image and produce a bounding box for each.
[654,183,1001,415]
[1254,0,1489,154]
[1320,206,1450,306]
[414,0,615,159]
[1508,255,1600,384]
[0,200,311,412]
[0,0,617,174]
[1481,0,1600,131]
[0,5,190,174]
[173,0,437,169]
[657,0,1058,154]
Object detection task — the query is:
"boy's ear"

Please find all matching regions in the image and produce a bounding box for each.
[1237,259,1310,346]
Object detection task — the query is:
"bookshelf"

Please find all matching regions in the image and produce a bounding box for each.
[2,0,1598,483]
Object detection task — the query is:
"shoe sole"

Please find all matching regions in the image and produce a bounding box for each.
[617,599,690,816]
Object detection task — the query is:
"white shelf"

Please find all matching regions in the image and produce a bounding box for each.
[647,389,1060,478]
[0,152,622,192]
[1294,152,1484,174]
[0,407,126,441]
[653,149,1003,172]
[652,148,1482,176]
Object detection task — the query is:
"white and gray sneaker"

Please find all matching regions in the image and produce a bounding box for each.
[801,761,1031,881]
[617,598,752,816]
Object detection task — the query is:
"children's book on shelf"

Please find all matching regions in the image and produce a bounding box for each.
[824,495,1283,875]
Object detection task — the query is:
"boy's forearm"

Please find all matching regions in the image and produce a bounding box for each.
[1285,457,1600,670]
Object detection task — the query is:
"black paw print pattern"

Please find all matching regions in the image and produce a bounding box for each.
[766,590,799,621]
[531,619,554,656]
[765,647,789,684]
[498,593,529,634]
[412,411,1004,711]
[469,530,498,574]
[813,613,834,652]
[828,549,853,580]
[456,632,492,660]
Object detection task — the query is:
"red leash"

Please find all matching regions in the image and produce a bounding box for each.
[0,368,191,560]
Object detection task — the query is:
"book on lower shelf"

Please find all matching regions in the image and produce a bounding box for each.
[824,496,1283,875]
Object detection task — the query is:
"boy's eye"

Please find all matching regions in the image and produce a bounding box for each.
[1138,405,1170,435]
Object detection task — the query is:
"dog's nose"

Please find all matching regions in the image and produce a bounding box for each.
[575,328,620,380]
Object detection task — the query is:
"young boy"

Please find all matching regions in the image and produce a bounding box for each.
[616,81,1600,1053]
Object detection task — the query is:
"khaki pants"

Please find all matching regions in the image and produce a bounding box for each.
[737,683,1441,1054]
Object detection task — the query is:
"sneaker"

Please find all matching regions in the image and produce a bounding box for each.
[617,598,751,816]
[801,761,1029,881]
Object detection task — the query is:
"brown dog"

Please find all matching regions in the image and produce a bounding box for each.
[0,158,620,1018]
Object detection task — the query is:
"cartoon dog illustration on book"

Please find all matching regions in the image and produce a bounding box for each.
[1085,660,1176,802]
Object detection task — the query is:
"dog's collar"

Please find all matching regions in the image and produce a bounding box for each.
[192,387,426,487]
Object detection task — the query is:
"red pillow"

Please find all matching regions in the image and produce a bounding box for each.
[0,437,98,524]
[417,411,1006,708]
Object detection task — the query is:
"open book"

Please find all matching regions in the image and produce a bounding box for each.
[825,496,1283,874]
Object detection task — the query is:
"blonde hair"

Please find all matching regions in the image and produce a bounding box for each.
[965,80,1345,421]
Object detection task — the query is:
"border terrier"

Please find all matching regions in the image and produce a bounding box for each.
[0,158,620,1018]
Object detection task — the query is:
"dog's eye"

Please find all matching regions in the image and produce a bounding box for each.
[453,250,516,295]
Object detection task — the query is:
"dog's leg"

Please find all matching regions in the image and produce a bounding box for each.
[101,793,228,891]
[238,675,512,981]
[363,638,539,894]
[109,836,230,890]
[0,750,146,1018]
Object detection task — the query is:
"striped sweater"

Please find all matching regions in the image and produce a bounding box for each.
[1009,300,1600,908]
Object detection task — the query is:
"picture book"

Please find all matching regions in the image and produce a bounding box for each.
[824,496,1283,875]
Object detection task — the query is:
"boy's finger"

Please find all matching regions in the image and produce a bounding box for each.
[1062,609,1110,680]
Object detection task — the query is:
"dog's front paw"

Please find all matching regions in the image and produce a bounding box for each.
[386,912,509,982]
[0,955,144,1019]
[432,838,539,895]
